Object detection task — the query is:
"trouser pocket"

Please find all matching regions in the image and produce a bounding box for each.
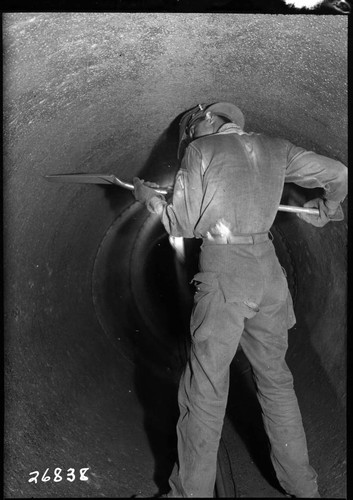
[217,273,262,319]
[190,272,220,342]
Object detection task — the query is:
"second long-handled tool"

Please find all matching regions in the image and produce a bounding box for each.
[44,173,320,216]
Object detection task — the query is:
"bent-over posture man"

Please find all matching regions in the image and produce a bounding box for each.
[132,102,347,498]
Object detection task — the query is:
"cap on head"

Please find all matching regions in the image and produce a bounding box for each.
[177,101,245,160]
[205,102,245,129]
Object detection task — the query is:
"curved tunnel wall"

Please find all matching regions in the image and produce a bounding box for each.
[4,13,347,498]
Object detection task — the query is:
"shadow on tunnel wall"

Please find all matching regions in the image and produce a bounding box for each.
[139,112,183,185]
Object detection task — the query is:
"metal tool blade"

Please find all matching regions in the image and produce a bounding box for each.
[44,174,118,185]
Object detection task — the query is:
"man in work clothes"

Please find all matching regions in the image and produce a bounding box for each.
[132,102,347,498]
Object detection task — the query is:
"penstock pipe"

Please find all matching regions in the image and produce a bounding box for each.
[44,173,320,216]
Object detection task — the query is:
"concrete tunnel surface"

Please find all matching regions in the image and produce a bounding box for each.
[3,13,347,499]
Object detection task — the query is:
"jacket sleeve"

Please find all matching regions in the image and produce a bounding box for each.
[285,141,348,208]
[146,143,204,237]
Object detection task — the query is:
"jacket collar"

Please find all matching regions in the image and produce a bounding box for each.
[217,122,247,135]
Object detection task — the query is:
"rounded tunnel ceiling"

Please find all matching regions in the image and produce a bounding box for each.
[4,13,347,498]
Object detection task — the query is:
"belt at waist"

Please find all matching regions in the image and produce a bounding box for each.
[203,231,270,245]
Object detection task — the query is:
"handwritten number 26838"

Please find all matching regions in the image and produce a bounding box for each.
[28,468,89,484]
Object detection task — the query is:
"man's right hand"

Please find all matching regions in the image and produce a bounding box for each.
[133,177,162,205]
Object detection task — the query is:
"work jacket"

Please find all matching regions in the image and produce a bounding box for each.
[148,123,347,239]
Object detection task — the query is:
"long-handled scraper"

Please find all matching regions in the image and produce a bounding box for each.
[44,173,320,216]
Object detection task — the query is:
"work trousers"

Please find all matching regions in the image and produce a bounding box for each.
[168,239,319,498]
